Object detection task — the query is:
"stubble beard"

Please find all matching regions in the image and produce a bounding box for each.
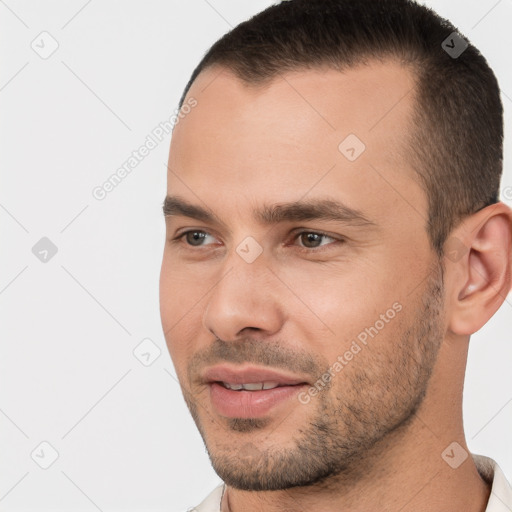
[182,264,445,491]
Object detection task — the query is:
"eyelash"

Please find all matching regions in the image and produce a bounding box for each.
[171,229,343,253]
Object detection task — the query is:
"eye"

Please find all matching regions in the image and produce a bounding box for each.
[174,230,218,247]
[292,231,339,250]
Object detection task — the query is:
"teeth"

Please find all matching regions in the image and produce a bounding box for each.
[242,383,264,391]
[224,383,243,390]
[222,382,280,391]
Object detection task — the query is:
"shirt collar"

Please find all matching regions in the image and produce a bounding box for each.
[472,453,512,511]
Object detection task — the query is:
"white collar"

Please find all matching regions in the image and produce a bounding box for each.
[473,453,512,511]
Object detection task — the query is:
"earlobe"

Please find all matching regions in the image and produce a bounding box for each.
[447,203,512,336]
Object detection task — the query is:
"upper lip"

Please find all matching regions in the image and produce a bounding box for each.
[201,365,309,386]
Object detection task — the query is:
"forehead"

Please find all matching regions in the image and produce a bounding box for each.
[174,58,417,147]
[168,60,426,230]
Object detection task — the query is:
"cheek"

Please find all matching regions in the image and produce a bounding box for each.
[159,258,206,366]
[328,308,410,400]
[278,261,399,343]
[160,255,210,321]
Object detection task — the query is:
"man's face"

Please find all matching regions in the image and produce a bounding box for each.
[160,61,447,490]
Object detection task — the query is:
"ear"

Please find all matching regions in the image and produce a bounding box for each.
[446,202,512,336]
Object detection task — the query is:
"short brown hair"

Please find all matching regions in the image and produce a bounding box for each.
[177,0,503,256]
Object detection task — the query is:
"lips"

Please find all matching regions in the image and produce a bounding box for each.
[202,365,309,418]
[202,365,309,387]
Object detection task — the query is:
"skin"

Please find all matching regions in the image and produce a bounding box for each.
[159,60,512,511]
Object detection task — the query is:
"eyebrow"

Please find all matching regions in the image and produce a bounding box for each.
[162,195,376,229]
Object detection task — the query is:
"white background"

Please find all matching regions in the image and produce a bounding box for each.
[0,1,511,510]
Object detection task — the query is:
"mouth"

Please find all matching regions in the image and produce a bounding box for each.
[201,365,310,419]
[219,381,282,391]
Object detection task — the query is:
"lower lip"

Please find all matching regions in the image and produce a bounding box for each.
[209,382,307,418]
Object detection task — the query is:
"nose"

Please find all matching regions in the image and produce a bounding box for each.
[202,251,285,342]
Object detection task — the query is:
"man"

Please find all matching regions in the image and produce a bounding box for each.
[159,0,512,510]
